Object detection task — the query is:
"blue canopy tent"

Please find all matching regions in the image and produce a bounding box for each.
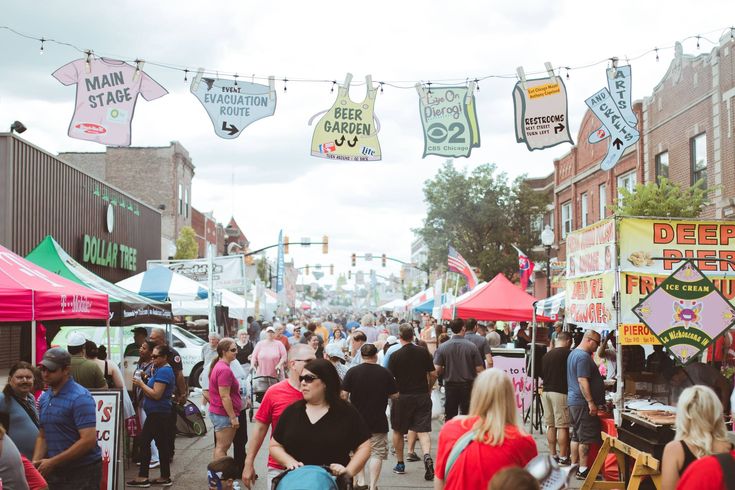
[413,294,447,313]
[117,266,208,302]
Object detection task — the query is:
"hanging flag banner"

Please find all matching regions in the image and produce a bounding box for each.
[310,73,381,161]
[584,65,640,171]
[53,56,167,146]
[513,65,573,151]
[190,70,276,139]
[566,272,616,330]
[632,260,735,364]
[512,245,535,290]
[416,83,480,158]
[588,65,637,144]
[566,219,616,280]
[276,230,285,294]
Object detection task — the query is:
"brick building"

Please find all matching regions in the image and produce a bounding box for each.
[529,33,735,298]
[191,207,218,257]
[59,141,195,259]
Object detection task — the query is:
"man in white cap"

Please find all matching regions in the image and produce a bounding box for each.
[325,343,348,380]
[67,332,106,389]
[381,335,400,368]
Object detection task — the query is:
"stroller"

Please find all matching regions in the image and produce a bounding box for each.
[174,398,207,437]
[249,373,279,422]
[271,465,352,490]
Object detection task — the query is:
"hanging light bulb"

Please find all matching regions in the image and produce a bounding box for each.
[330,80,336,93]
[379,82,384,93]
[283,78,288,92]
[234,73,238,86]
[655,48,659,62]
[39,38,45,55]
[184,69,189,83]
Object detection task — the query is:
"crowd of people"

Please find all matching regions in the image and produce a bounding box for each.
[1,314,734,489]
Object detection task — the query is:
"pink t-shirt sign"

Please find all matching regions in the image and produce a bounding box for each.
[208,360,243,417]
[53,57,167,146]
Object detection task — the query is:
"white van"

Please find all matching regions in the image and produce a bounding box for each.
[51,325,207,389]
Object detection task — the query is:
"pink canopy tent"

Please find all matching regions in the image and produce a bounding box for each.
[450,273,552,322]
[0,245,109,361]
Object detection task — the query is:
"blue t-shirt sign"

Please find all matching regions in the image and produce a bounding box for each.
[143,365,175,414]
[566,348,605,406]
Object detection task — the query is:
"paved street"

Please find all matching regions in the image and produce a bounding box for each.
[124,393,572,489]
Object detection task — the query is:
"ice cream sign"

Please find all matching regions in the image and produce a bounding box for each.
[632,260,735,364]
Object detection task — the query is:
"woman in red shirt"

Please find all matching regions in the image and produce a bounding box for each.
[434,368,538,490]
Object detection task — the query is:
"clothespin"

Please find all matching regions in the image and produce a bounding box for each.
[268,76,276,100]
[516,66,527,91]
[133,59,145,81]
[191,68,204,91]
[465,80,476,104]
[84,50,93,74]
[544,62,558,83]
[342,73,353,89]
[365,74,373,90]
[415,83,429,105]
[610,57,619,77]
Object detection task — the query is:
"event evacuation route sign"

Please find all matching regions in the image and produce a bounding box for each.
[632,260,735,364]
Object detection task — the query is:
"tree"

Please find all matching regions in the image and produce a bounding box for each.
[174,226,198,259]
[613,178,708,218]
[417,161,550,281]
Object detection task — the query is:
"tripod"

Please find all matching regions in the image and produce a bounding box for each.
[524,377,544,433]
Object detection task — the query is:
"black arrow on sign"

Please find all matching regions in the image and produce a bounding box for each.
[612,138,623,150]
[221,121,239,136]
[554,123,565,134]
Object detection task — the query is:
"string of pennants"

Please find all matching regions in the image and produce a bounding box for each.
[2,25,734,171]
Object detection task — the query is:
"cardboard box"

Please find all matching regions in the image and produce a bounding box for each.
[624,372,656,397]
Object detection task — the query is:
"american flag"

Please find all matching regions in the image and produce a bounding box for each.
[447,245,478,289]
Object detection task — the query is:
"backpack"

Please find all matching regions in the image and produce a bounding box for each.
[715,452,735,490]
[272,465,347,490]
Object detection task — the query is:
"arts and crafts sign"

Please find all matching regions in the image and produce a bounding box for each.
[493,354,533,413]
[584,65,639,171]
[566,273,615,330]
[417,84,480,158]
[619,217,735,326]
[513,72,573,151]
[91,390,122,490]
[310,74,381,161]
[566,218,616,279]
[190,71,276,139]
[632,260,735,364]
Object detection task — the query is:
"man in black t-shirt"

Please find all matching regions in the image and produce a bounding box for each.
[540,331,572,466]
[387,324,436,481]
[342,344,398,490]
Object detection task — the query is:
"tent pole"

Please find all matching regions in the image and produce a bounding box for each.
[452,275,460,319]
[106,317,112,359]
[31,320,37,365]
[530,309,537,435]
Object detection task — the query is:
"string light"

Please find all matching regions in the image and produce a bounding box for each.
[39,37,44,55]
[565,67,570,80]
[183,69,188,83]
[379,81,384,93]
[474,78,480,91]
[283,78,288,92]
[696,35,701,49]
[426,81,432,95]
[330,80,336,93]
[655,48,659,62]
[234,73,238,86]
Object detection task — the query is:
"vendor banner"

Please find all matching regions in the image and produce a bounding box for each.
[566,272,615,330]
[493,354,533,414]
[566,218,616,279]
[91,389,122,490]
[619,323,660,345]
[417,83,480,158]
[147,255,245,290]
[632,260,735,364]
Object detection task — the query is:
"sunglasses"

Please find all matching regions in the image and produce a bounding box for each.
[299,374,319,384]
[229,348,238,353]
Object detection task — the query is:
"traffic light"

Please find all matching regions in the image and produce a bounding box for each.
[305,265,310,275]
[330,264,334,275]
[381,253,387,267]
[322,235,329,254]
[283,236,289,254]
[351,253,356,267]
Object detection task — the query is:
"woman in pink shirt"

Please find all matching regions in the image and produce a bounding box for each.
[252,327,287,379]
[208,338,242,458]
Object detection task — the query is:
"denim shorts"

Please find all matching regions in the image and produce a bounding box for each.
[209,412,233,431]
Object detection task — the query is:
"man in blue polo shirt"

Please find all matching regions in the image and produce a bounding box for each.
[33,348,101,490]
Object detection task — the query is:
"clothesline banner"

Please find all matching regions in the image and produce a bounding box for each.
[417,82,481,158]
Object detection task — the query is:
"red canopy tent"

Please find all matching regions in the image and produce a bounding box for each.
[450,273,551,322]
[0,245,109,361]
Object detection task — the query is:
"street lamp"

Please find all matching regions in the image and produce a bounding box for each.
[540,225,554,298]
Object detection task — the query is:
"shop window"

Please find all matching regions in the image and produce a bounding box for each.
[184,188,190,218]
[581,193,588,228]
[599,183,607,219]
[655,151,669,183]
[561,201,572,239]
[178,184,183,215]
[691,133,707,189]
[617,171,636,205]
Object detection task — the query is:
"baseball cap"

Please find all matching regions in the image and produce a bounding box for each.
[324,343,346,362]
[131,326,148,335]
[40,347,71,371]
[265,326,276,333]
[386,335,398,345]
[67,331,87,347]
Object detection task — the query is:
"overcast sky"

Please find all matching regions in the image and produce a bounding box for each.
[1,1,734,286]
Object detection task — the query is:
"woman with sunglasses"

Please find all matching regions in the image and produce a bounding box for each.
[207,338,243,459]
[270,358,371,481]
[128,344,175,487]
